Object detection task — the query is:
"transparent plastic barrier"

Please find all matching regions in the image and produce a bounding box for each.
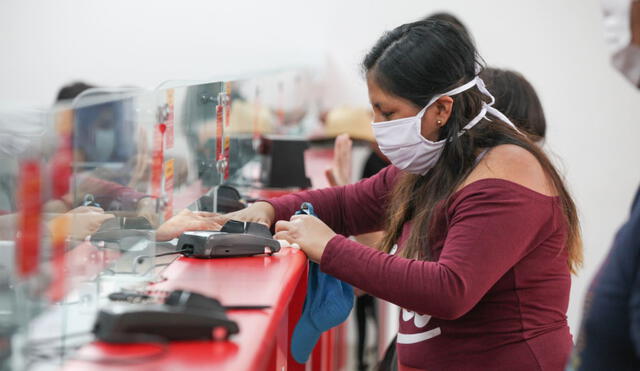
[1,66,321,370]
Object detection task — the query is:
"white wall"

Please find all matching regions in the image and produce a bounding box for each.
[2,0,640,336]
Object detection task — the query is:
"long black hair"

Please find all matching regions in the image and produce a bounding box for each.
[364,20,582,273]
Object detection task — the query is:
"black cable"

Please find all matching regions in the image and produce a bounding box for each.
[134,248,192,265]
[108,291,152,303]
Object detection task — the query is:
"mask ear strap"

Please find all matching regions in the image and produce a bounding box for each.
[460,104,487,131]
[444,77,479,97]
[415,105,430,119]
[473,76,525,136]
[474,77,496,106]
[485,105,520,131]
[419,77,480,118]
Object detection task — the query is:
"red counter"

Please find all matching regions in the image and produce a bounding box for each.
[64,248,308,371]
[63,147,347,371]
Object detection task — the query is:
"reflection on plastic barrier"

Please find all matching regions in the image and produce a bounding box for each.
[0,67,320,369]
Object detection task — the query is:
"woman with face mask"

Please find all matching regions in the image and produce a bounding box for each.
[218,20,582,370]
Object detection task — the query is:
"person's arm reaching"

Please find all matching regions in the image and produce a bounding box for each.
[320,181,557,319]
[266,165,399,236]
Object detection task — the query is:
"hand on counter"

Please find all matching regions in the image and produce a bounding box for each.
[43,198,72,214]
[47,206,115,240]
[214,201,275,228]
[155,209,222,241]
[274,214,336,263]
[135,196,159,228]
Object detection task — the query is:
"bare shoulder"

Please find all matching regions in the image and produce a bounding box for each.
[459,144,556,196]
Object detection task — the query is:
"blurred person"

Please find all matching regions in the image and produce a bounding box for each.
[565,1,640,369]
[45,82,155,223]
[48,82,192,228]
[602,0,640,86]
[0,104,116,240]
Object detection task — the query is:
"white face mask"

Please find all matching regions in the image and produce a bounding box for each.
[602,0,632,52]
[372,76,518,175]
[94,127,116,162]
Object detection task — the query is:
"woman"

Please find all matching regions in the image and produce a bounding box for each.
[223,20,582,370]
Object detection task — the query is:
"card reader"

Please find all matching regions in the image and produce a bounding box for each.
[177,220,281,258]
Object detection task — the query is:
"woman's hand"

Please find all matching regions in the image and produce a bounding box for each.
[136,197,159,228]
[48,206,115,240]
[274,215,336,263]
[215,201,275,228]
[155,209,222,241]
[325,133,352,187]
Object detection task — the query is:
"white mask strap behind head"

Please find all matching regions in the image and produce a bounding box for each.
[474,77,496,106]
[417,74,521,134]
[417,77,479,118]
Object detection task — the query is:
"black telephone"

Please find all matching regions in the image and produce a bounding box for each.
[93,290,239,342]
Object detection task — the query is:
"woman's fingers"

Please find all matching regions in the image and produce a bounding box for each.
[69,206,104,214]
[193,211,219,218]
[275,220,293,233]
[188,219,222,231]
[274,230,294,244]
[275,219,305,245]
[325,168,338,187]
[88,213,115,230]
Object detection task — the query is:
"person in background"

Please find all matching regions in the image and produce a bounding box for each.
[47,82,206,239]
[45,82,154,221]
[480,68,547,143]
[220,19,582,370]
[0,100,116,240]
[602,0,640,87]
[566,1,640,369]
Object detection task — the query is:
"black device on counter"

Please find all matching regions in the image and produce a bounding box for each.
[93,290,239,343]
[177,220,280,258]
[196,185,246,213]
[259,136,311,189]
[90,216,153,243]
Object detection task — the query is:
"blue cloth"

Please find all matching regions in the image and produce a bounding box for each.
[567,186,640,370]
[291,203,354,364]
